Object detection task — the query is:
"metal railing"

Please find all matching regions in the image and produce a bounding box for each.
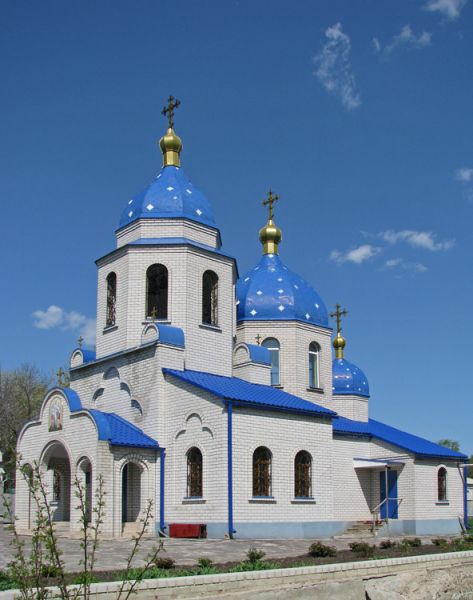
[371,497,403,532]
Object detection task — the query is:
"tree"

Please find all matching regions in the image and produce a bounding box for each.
[437,439,461,453]
[0,364,51,488]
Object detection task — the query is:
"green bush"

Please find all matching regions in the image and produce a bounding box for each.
[379,539,396,549]
[349,542,376,558]
[71,573,99,585]
[40,564,61,578]
[308,541,337,557]
[0,571,16,592]
[230,560,279,572]
[432,538,449,547]
[152,556,175,570]
[246,547,266,563]
[197,557,214,569]
[401,537,422,548]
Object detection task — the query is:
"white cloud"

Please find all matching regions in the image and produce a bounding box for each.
[379,230,455,251]
[312,23,361,110]
[374,25,432,56]
[32,305,64,329]
[384,258,403,268]
[455,167,473,182]
[424,0,468,19]
[32,305,96,346]
[330,244,381,264]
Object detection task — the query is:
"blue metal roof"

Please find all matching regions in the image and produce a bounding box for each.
[333,416,467,460]
[332,358,370,397]
[163,368,336,417]
[246,343,271,365]
[236,254,329,328]
[81,349,96,364]
[118,166,216,230]
[155,324,185,348]
[88,410,159,449]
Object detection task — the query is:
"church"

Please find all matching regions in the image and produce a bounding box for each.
[16,98,469,539]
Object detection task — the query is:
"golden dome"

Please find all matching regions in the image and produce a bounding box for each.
[259,219,282,255]
[333,332,346,359]
[159,127,182,167]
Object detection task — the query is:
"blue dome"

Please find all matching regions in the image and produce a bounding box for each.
[332,358,369,397]
[119,166,217,229]
[236,254,329,327]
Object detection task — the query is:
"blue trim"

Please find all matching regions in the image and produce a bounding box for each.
[129,238,234,259]
[47,387,82,412]
[464,466,469,529]
[160,448,166,533]
[227,402,235,538]
[87,410,159,449]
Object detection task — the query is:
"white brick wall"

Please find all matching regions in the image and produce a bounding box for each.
[116,219,220,249]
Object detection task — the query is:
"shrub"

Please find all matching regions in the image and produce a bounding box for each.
[401,537,422,548]
[40,564,61,578]
[246,547,266,563]
[379,539,396,549]
[432,538,449,547]
[349,542,376,558]
[197,557,214,569]
[308,541,337,557]
[152,556,175,570]
[0,571,16,592]
[230,560,279,572]
[72,573,99,585]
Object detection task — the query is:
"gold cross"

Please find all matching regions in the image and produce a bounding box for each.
[161,95,181,129]
[56,368,65,386]
[263,189,279,221]
[78,336,84,348]
[150,306,158,319]
[255,333,262,345]
[330,304,348,335]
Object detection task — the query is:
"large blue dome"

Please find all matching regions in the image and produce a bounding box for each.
[236,254,329,327]
[332,358,369,397]
[119,166,217,230]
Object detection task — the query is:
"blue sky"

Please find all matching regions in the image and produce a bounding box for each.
[1,0,472,453]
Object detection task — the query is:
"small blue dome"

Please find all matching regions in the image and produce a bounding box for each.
[236,254,329,327]
[332,358,369,397]
[119,166,217,229]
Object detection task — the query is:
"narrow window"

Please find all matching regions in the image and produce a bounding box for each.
[202,270,218,325]
[106,272,117,326]
[253,446,272,497]
[262,338,280,386]
[187,447,203,498]
[308,342,320,388]
[146,264,168,319]
[294,451,312,498]
[53,469,61,502]
[437,467,447,502]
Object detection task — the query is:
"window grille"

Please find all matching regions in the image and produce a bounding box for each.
[106,272,117,326]
[187,447,203,497]
[437,467,447,502]
[294,450,312,498]
[202,270,218,325]
[253,446,272,497]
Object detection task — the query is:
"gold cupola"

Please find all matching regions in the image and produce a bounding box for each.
[159,95,182,168]
[330,304,348,359]
[259,190,282,254]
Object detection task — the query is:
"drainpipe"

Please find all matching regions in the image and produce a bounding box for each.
[464,465,469,530]
[227,401,235,539]
[159,447,166,534]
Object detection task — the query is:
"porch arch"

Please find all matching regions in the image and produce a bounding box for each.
[41,441,72,523]
[121,460,144,526]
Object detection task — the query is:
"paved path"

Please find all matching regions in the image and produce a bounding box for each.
[0,525,454,572]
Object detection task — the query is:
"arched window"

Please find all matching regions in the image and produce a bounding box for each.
[294,451,312,498]
[106,272,117,326]
[437,467,447,502]
[253,446,272,497]
[187,447,203,498]
[308,342,320,388]
[146,264,168,319]
[202,270,218,325]
[262,338,280,386]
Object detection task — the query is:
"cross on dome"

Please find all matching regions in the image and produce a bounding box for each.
[330,303,348,359]
[161,95,181,129]
[263,189,279,221]
[259,189,282,255]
